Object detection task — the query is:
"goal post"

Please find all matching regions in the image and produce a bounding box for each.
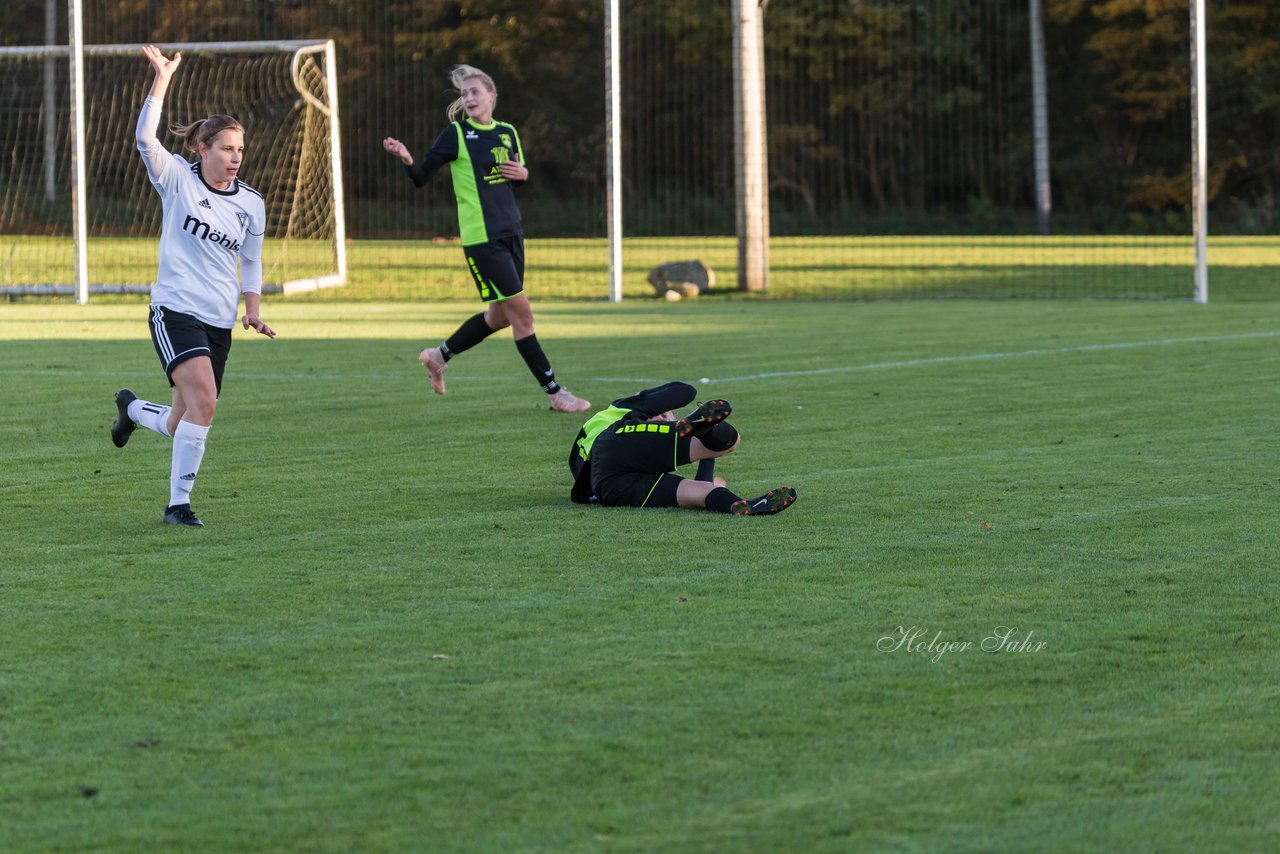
[0,39,347,301]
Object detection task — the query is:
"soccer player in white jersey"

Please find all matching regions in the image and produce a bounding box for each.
[110,44,275,527]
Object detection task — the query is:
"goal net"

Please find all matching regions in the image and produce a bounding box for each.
[0,40,346,299]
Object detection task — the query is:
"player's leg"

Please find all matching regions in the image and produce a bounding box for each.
[111,388,141,446]
[162,355,218,526]
[471,248,587,410]
[112,305,184,444]
[675,399,733,438]
[690,424,740,459]
[166,321,227,526]
[420,312,500,395]
[685,401,739,481]
[168,356,217,427]
[729,487,798,516]
[676,478,730,509]
[678,479,796,515]
[678,418,793,515]
[501,294,591,409]
[417,245,510,395]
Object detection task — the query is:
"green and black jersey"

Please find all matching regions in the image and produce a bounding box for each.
[406,118,526,247]
[568,382,699,503]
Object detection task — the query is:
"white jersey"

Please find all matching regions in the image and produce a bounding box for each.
[136,96,265,329]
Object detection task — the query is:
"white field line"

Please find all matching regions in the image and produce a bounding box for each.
[664,330,1280,386]
[2,330,1276,385]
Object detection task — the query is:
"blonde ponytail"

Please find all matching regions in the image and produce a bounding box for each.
[168,114,244,154]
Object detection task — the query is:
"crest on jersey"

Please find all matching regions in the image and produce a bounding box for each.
[237,212,249,227]
[499,133,512,148]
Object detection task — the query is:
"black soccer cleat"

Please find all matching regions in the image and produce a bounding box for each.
[111,389,138,448]
[163,504,204,527]
[675,399,732,438]
[730,486,797,517]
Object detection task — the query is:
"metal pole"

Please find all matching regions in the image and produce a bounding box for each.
[1028,0,1052,235]
[68,0,88,304]
[605,0,623,303]
[44,0,57,202]
[325,40,348,285]
[733,0,769,292]
[1190,0,1208,303]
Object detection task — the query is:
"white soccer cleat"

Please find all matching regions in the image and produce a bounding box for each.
[419,347,447,395]
[549,388,591,413]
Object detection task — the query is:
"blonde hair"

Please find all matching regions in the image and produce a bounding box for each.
[446,64,497,122]
[169,114,244,155]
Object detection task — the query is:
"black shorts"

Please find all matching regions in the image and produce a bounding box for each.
[589,420,695,508]
[148,305,232,393]
[463,235,525,303]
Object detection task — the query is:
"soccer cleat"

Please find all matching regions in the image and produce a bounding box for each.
[111,389,138,448]
[675,399,732,438]
[730,486,797,517]
[549,388,591,413]
[163,504,204,527]
[419,347,448,395]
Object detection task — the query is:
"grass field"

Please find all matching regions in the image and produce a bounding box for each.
[2,296,1278,851]
[5,234,1279,300]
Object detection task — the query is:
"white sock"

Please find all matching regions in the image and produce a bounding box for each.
[128,398,173,438]
[169,420,210,508]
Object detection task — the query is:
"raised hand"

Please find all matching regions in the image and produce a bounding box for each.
[142,44,182,79]
[142,44,182,99]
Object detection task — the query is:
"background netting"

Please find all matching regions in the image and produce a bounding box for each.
[2,0,1273,300]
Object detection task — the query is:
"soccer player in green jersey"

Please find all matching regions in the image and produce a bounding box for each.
[568,382,798,516]
[383,64,590,413]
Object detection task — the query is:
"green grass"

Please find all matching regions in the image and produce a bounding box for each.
[2,298,1279,851]
[5,234,1279,300]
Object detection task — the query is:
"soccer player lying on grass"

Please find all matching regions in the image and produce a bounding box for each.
[568,381,797,516]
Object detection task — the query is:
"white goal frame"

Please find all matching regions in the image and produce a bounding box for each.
[0,38,347,303]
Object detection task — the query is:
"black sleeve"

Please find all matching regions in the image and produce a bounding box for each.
[611,382,698,419]
[405,125,458,187]
[510,131,526,188]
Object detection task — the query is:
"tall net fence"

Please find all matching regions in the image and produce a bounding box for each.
[2,0,1275,301]
[0,44,340,294]
[620,0,1195,299]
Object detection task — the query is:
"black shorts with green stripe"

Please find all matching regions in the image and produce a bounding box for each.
[589,418,696,508]
[463,235,524,302]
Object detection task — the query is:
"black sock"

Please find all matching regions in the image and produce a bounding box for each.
[704,486,741,513]
[695,459,716,482]
[443,313,497,360]
[514,334,561,394]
